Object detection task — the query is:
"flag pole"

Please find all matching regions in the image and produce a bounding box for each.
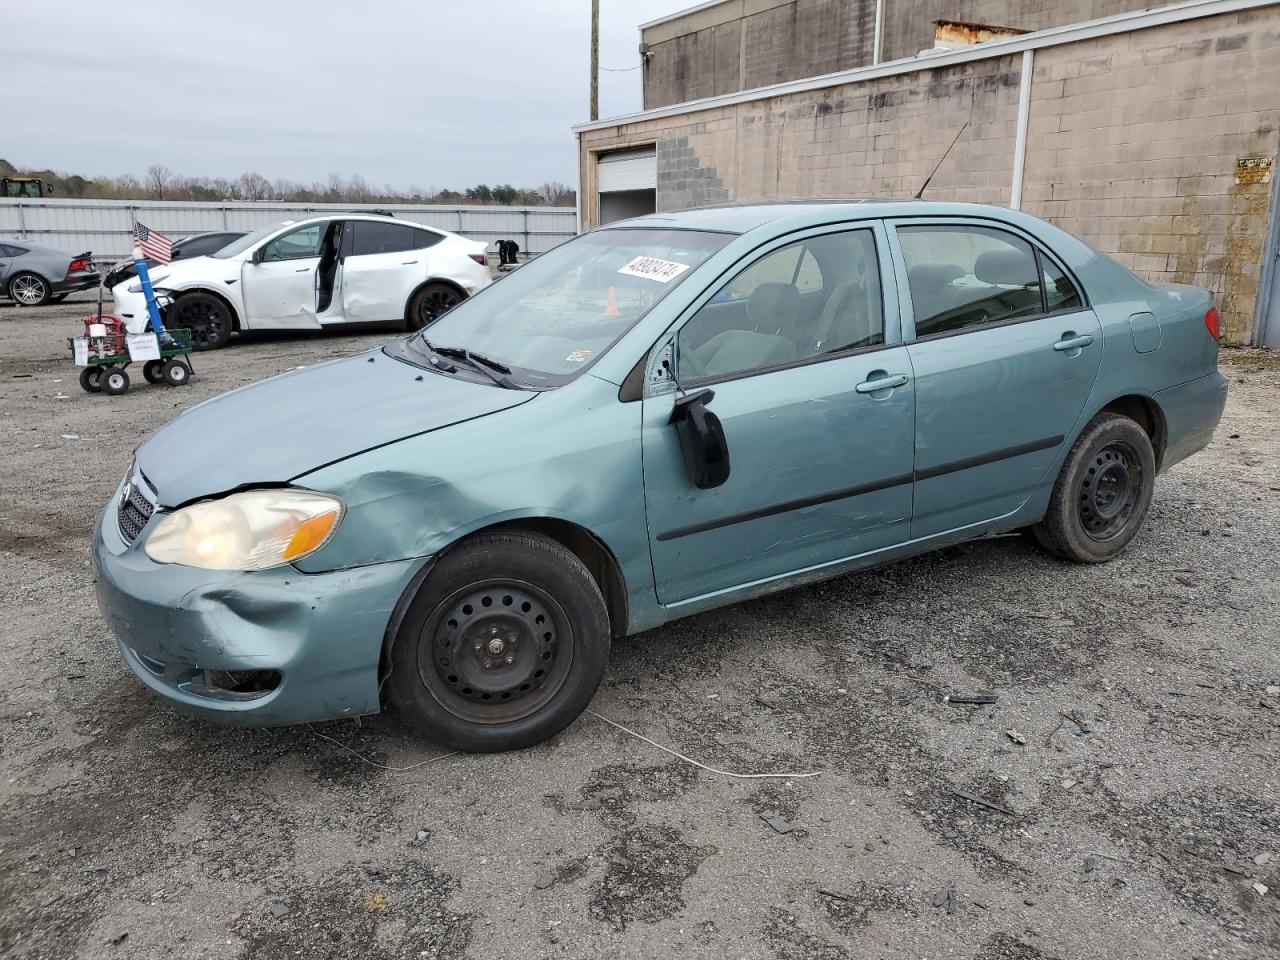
[132,243,167,336]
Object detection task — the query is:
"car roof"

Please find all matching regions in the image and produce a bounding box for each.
[603,199,1033,235]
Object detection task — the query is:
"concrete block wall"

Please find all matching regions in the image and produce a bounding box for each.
[642,0,1155,110]
[586,54,1022,221]
[586,6,1280,342]
[1021,9,1280,341]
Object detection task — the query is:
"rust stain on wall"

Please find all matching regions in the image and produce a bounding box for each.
[1223,171,1271,343]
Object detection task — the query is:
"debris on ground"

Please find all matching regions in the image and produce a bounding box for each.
[761,813,797,835]
[1005,728,1026,745]
[950,789,1016,816]
[946,691,998,705]
[932,883,957,914]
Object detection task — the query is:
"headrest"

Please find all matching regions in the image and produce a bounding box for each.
[974,249,1037,287]
[747,282,800,327]
[908,263,964,290]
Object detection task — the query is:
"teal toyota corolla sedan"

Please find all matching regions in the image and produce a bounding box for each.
[95,201,1227,751]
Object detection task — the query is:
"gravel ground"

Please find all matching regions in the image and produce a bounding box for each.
[1,292,1278,960]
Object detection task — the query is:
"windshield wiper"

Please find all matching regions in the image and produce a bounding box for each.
[430,344,519,390]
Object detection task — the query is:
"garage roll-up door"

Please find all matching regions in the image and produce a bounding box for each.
[597,148,656,193]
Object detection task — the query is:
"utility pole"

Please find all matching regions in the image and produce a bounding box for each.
[590,0,600,121]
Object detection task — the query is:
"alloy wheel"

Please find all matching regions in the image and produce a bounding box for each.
[415,287,462,328]
[10,275,48,305]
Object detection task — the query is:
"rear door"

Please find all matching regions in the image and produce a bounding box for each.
[642,223,917,605]
[888,219,1102,539]
[341,221,437,323]
[240,221,328,329]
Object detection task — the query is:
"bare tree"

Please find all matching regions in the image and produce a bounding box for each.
[238,172,271,201]
[146,164,174,200]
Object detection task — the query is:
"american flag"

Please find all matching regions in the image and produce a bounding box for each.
[133,222,173,264]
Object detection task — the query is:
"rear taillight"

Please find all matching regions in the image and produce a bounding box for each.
[1203,306,1221,341]
[68,257,90,273]
[469,253,487,266]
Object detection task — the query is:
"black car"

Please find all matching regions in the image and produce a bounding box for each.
[103,231,245,290]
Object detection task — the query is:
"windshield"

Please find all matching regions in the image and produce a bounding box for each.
[211,221,295,258]
[409,228,732,387]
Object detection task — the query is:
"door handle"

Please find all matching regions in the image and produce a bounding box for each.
[1053,334,1095,352]
[855,373,910,394]
[400,260,418,265]
[294,267,309,273]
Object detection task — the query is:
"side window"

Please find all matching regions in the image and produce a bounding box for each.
[261,223,325,262]
[899,225,1042,338]
[351,221,417,256]
[412,228,444,249]
[678,229,883,382]
[1042,256,1083,313]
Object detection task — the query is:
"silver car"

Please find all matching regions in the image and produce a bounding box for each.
[0,240,99,306]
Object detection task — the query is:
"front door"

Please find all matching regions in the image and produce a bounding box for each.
[241,221,327,329]
[642,224,916,605]
[890,220,1103,538]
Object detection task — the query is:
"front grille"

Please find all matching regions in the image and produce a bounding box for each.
[117,469,157,545]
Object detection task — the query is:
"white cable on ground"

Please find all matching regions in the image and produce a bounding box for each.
[306,723,459,772]
[587,709,821,780]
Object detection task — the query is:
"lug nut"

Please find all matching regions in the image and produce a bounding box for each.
[487,638,504,655]
[505,656,514,665]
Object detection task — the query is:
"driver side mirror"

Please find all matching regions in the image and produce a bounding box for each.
[251,245,268,264]
[669,389,730,489]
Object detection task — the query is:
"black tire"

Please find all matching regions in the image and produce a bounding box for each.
[101,368,130,396]
[168,292,232,350]
[406,283,463,331]
[79,367,104,393]
[143,359,165,384]
[162,358,191,386]
[386,531,610,752]
[1030,413,1156,563]
[8,272,51,307]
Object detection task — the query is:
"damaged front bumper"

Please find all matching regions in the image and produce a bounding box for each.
[93,485,426,727]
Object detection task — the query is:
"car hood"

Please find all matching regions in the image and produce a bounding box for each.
[136,349,535,507]
[146,255,236,288]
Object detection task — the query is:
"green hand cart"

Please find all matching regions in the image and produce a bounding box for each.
[70,317,195,395]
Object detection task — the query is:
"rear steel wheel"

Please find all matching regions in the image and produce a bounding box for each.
[1029,413,1155,563]
[1078,442,1142,541]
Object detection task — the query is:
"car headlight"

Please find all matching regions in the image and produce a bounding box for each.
[126,271,170,294]
[144,488,344,570]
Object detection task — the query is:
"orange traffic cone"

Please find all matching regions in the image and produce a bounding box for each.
[603,286,621,317]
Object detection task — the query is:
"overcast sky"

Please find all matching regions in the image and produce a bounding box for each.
[4,1,692,190]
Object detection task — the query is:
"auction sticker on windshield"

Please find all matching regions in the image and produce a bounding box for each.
[617,256,691,284]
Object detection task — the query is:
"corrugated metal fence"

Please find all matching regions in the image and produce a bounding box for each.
[0,199,578,261]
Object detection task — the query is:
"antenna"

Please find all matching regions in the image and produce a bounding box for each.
[914,120,969,200]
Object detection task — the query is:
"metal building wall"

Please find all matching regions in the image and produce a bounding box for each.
[0,200,578,262]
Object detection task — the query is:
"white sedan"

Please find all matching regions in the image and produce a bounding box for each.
[112,214,491,349]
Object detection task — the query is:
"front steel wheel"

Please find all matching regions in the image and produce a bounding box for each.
[1029,413,1156,563]
[387,531,610,751]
